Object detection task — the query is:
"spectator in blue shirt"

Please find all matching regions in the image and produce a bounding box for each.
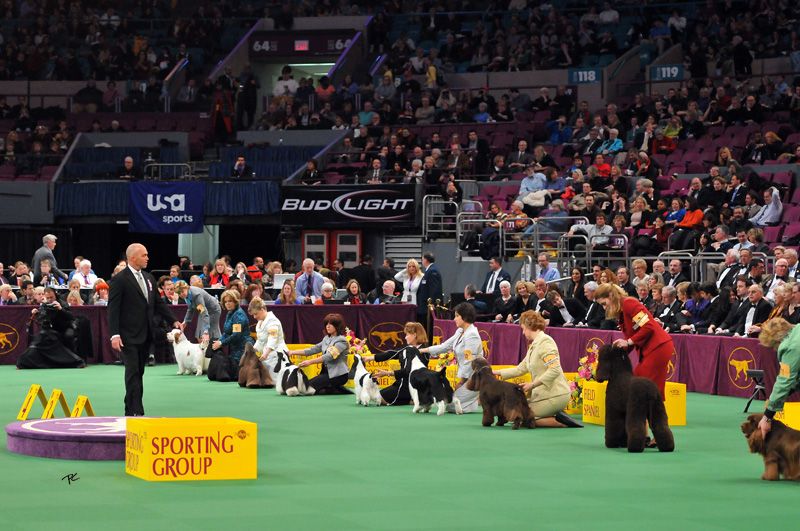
[547,115,573,145]
[518,167,547,198]
[537,252,561,282]
[598,128,623,156]
[473,102,492,123]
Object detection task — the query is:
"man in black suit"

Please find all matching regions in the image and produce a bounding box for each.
[506,140,533,171]
[615,266,637,297]
[349,255,376,295]
[730,283,773,336]
[576,281,605,328]
[463,284,489,313]
[109,243,181,416]
[578,128,604,157]
[416,252,443,323]
[662,259,688,287]
[464,130,491,176]
[681,283,726,334]
[480,257,511,297]
[653,285,686,332]
[728,173,748,207]
[544,290,586,327]
[231,155,253,179]
[712,276,750,335]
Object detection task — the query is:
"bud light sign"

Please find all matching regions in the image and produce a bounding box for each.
[129,182,205,233]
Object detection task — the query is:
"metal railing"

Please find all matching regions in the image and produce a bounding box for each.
[455,214,505,260]
[143,163,194,180]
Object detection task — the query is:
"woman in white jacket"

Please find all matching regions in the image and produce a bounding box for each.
[248,297,288,383]
[394,258,424,305]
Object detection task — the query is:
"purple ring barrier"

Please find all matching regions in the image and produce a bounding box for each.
[432,319,791,401]
[0,304,416,366]
[5,416,128,460]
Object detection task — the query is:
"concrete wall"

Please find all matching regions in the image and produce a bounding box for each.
[82,132,190,161]
[424,240,524,297]
[237,129,345,146]
[0,182,53,224]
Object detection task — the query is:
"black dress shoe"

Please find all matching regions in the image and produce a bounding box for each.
[555,411,584,428]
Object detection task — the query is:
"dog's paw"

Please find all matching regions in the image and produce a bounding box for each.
[437,402,446,416]
[286,388,299,397]
[454,399,463,415]
[412,405,420,413]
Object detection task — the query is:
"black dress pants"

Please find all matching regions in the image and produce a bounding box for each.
[122,341,150,416]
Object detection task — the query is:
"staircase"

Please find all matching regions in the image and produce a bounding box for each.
[384,234,423,266]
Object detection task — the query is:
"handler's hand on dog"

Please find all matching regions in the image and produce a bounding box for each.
[612,338,629,349]
[298,360,309,368]
[111,336,123,351]
[759,416,772,438]
[519,382,534,393]
[211,340,222,350]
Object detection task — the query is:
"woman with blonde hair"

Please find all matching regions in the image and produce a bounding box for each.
[209,259,230,288]
[363,322,430,405]
[748,284,792,336]
[264,261,283,285]
[510,280,536,321]
[66,290,83,306]
[594,283,674,400]
[249,296,285,384]
[394,258,424,305]
[758,317,800,438]
[493,311,581,427]
[275,279,302,305]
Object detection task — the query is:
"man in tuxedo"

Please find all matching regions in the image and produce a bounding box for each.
[712,249,742,289]
[763,258,790,302]
[544,290,586,327]
[32,234,68,284]
[654,285,686,332]
[108,244,180,416]
[416,252,443,322]
[480,257,511,297]
[729,284,772,336]
[578,128,603,157]
[576,281,605,328]
[632,122,655,153]
[364,158,387,184]
[662,259,688,287]
[713,277,755,335]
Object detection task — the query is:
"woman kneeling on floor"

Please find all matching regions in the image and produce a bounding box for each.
[288,313,350,395]
[493,311,582,427]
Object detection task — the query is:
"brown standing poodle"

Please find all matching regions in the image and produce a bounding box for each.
[238,344,274,389]
[595,345,674,452]
[741,413,800,481]
[466,358,534,429]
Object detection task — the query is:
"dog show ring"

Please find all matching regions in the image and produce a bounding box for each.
[5,416,128,460]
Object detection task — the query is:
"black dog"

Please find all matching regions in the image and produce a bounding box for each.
[408,353,462,415]
[595,345,674,453]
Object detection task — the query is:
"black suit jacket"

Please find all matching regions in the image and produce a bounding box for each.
[108,267,175,345]
[349,264,376,295]
[417,264,443,314]
[579,300,606,328]
[729,185,748,207]
[731,298,773,335]
[547,298,587,327]
[620,282,637,297]
[481,269,511,296]
[654,300,686,331]
[696,296,727,331]
[663,272,688,287]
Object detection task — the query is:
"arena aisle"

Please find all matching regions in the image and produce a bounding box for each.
[0,365,792,531]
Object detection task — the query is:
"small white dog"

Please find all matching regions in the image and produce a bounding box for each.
[166,329,209,376]
[351,354,382,406]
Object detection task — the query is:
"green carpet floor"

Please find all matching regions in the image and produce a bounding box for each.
[0,365,794,531]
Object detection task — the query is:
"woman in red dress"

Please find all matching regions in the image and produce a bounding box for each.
[594,283,674,399]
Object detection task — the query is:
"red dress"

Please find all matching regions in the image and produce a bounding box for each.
[619,297,674,399]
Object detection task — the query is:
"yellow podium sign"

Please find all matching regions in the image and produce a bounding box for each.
[126,417,258,482]
[581,381,686,426]
[344,354,401,390]
[771,403,800,430]
[286,344,321,379]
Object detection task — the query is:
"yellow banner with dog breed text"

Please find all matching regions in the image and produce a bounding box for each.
[126,417,257,481]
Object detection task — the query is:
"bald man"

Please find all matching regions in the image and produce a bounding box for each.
[108,244,180,416]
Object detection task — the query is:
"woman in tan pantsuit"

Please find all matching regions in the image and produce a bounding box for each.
[493,311,582,427]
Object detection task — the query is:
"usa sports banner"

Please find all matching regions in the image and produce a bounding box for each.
[129,181,205,233]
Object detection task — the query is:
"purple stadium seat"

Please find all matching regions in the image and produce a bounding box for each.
[781,206,800,224]
[762,225,784,244]
[772,171,794,189]
[482,185,500,197]
[0,165,14,180]
[791,189,800,205]
[783,223,800,243]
